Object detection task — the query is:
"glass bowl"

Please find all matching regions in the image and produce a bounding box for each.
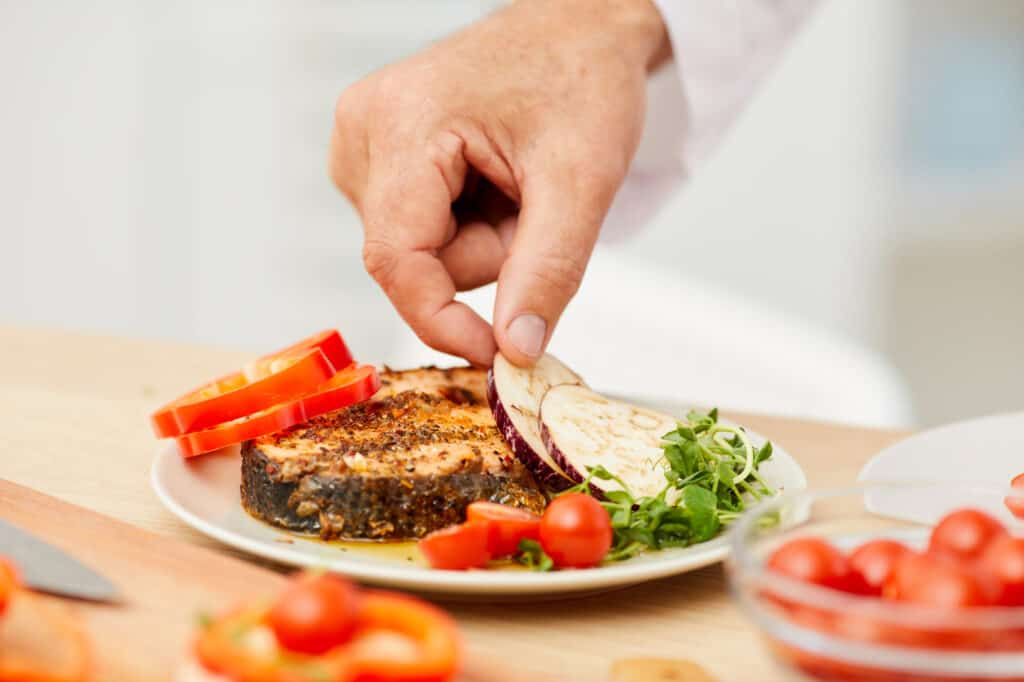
[727,482,1024,682]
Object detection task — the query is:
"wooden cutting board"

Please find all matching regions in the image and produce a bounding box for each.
[0,480,529,682]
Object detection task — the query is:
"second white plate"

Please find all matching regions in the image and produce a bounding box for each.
[859,411,1024,526]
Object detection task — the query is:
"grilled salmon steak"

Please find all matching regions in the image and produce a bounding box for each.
[241,367,547,540]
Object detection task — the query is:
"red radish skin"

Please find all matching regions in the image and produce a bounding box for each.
[487,372,569,490]
[486,353,584,491]
[540,421,608,500]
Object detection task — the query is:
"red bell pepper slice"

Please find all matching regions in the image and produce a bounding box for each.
[151,330,353,438]
[174,364,380,458]
[195,607,351,682]
[0,585,92,682]
[348,591,462,682]
[193,575,461,682]
[0,559,18,618]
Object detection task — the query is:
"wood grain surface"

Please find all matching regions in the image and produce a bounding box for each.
[0,326,909,681]
[0,481,527,682]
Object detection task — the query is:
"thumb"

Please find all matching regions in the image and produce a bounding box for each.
[493,167,618,367]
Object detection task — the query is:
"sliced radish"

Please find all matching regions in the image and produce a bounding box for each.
[540,384,677,499]
[487,352,585,490]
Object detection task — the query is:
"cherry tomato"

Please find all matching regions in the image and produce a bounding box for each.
[848,539,909,595]
[766,537,863,592]
[885,550,991,608]
[928,508,1006,561]
[465,502,540,557]
[267,572,361,655]
[418,521,493,570]
[1006,473,1024,520]
[538,493,613,569]
[979,534,1024,606]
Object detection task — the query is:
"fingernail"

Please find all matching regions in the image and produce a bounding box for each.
[506,314,547,359]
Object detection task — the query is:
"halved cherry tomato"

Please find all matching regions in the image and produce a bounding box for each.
[928,508,1006,561]
[848,539,909,595]
[767,537,865,593]
[0,559,18,618]
[465,502,540,557]
[348,591,461,682]
[196,607,351,682]
[152,330,353,437]
[1006,473,1024,520]
[538,493,612,569]
[268,573,361,655]
[979,534,1024,606]
[418,522,492,570]
[174,365,380,457]
[884,550,992,608]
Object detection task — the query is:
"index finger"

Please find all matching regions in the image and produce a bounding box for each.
[360,158,496,366]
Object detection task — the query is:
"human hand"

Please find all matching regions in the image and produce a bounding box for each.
[329,0,668,366]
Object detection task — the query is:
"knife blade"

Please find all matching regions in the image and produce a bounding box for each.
[0,518,118,602]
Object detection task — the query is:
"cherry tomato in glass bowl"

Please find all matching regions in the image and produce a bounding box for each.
[979,534,1024,606]
[884,550,993,608]
[1006,473,1024,520]
[848,539,909,595]
[927,508,1006,561]
[728,483,1024,682]
[766,537,866,594]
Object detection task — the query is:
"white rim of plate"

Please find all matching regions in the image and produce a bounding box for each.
[151,431,806,595]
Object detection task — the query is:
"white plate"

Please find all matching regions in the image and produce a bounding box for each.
[151,409,807,597]
[859,411,1024,526]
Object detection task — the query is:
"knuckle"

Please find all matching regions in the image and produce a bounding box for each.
[333,84,366,131]
[567,155,627,198]
[530,251,586,299]
[412,324,440,351]
[328,136,354,196]
[331,87,371,197]
[361,239,397,287]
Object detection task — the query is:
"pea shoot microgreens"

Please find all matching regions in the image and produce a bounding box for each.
[563,408,776,561]
[517,538,554,572]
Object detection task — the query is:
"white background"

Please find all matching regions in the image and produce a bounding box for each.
[2,0,1022,426]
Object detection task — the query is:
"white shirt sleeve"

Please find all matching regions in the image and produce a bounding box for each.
[602,0,819,241]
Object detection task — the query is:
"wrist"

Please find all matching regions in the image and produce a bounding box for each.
[512,0,669,72]
[604,0,672,71]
